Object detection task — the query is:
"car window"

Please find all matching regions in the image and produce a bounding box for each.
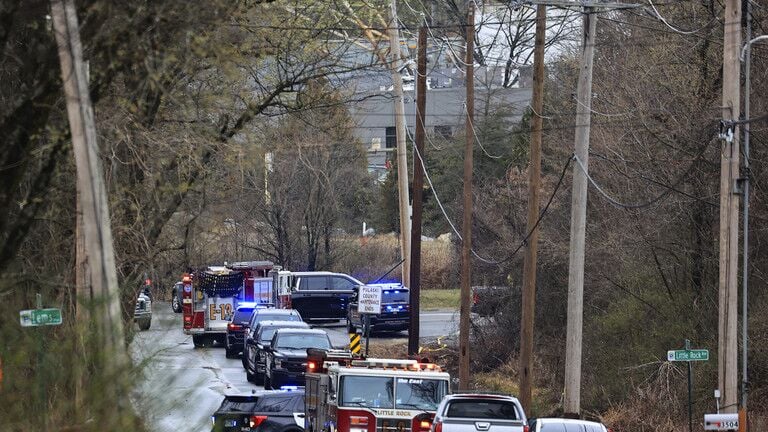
[445,400,520,420]
[259,328,278,342]
[306,276,328,290]
[275,333,331,350]
[233,309,254,324]
[331,276,356,290]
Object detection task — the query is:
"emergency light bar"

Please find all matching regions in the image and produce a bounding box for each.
[350,358,442,371]
[237,302,258,309]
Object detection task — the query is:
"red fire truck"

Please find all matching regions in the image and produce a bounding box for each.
[305,350,450,432]
[182,261,274,347]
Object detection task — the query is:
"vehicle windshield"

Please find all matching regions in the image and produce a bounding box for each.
[233,309,254,324]
[254,313,301,326]
[275,334,331,350]
[340,376,448,411]
[382,289,409,303]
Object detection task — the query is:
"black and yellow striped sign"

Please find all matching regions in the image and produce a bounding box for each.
[349,332,361,355]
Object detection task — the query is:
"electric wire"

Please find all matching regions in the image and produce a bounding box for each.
[573,139,712,209]
[409,127,573,265]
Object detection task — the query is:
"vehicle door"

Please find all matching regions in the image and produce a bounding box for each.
[328,276,357,319]
[291,276,331,320]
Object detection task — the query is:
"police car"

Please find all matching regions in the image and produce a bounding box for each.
[211,387,305,432]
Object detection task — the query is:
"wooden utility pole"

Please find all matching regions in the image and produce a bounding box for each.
[563,7,597,417]
[51,0,128,426]
[409,24,427,357]
[458,1,475,391]
[718,0,741,416]
[740,0,752,429]
[518,3,547,413]
[388,0,411,288]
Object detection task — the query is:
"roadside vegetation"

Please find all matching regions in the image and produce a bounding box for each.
[1,0,767,430]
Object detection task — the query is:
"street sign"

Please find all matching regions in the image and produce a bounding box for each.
[668,349,709,362]
[704,413,739,430]
[19,308,63,327]
[357,285,383,314]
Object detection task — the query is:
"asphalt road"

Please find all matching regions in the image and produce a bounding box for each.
[131,303,458,432]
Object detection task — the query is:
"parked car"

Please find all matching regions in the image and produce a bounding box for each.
[347,283,410,333]
[243,320,310,384]
[288,272,362,321]
[210,388,305,432]
[170,281,183,313]
[528,418,609,432]
[134,291,152,331]
[225,303,264,358]
[431,394,528,432]
[263,328,332,389]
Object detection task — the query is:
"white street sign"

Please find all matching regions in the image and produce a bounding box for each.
[357,285,382,315]
[704,414,739,431]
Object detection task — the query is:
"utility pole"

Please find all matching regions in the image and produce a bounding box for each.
[388,0,411,288]
[409,23,427,357]
[563,7,597,417]
[740,0,752,429]
[458,1,475,391]
[50,0,128,426]
[718,0,741,416]
[518,3,546,414]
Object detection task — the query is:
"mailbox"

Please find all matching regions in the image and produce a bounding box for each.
[704,413,739,431]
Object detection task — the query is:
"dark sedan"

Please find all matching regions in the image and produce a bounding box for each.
[211,388,305,432]
[243,320,310,385]
[263,328,332,390]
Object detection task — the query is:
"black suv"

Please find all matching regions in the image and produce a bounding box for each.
[263,328,332,389]
[211,389,305,432]
[347,284,410,333]
[288,272,362,321]
[225,304,261,358]
[243,320,310,384]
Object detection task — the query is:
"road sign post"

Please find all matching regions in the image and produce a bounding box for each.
[357,285,382,357]
[668,340,710,432]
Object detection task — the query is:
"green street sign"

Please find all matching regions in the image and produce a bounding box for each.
[668,349,709,362]
[19,308,63,327]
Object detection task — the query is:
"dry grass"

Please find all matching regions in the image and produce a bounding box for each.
[333,234,457,290]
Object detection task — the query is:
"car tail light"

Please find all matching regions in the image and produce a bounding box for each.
[523,426,529,432]
[419,420,432,431]
[228,323,242,331]
[250,415,268,427]
[434,421,443,432]
[350,416,369,426]
[307,361,316,372]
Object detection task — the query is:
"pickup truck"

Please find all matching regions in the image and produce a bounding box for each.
[431,394,528,432]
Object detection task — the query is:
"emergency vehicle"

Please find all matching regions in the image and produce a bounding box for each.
[305,349,450,432]
[182,261,275,347]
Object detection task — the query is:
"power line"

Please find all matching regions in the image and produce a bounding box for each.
[573,138,712,209]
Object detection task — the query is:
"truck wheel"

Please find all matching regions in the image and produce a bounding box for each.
[171,295,181,313]
[138,318,151,331]
[193,335,213,348]
[225,346,237,359]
